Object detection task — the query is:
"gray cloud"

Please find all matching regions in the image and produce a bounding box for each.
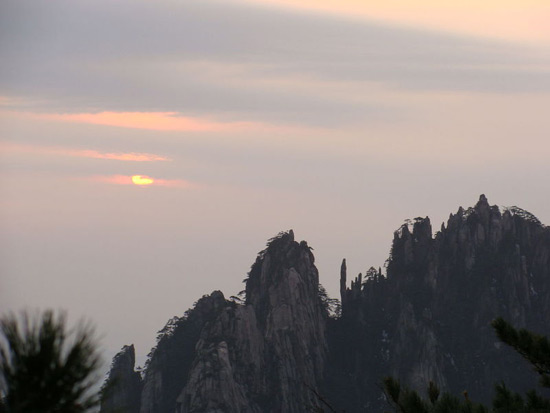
[1,0,549,127]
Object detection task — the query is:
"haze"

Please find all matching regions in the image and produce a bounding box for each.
[1,0,549,368]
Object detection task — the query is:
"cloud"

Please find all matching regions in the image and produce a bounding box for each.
[1,0,549,129]
[89,175,195,188]
[0,96,12,105]
[242,0,550,45]
[36,111,262,132]
[4,109,317,136]
[69,150,169,162]
[0,143,170,162]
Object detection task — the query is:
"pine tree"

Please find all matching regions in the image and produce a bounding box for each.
[491,318,550,412]
[383,318,550,413]
[0,310,101,412]
[383,377,488,413]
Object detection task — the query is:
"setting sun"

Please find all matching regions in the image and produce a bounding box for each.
[132,175,154,186]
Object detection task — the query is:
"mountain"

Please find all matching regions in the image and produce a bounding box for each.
[100,195,550,412]
[327,194,550,410]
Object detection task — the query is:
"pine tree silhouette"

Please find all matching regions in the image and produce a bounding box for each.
[0,310,101,412]
[382,318,550,413]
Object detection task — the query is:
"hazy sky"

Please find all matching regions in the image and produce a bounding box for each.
[1,0,549,369]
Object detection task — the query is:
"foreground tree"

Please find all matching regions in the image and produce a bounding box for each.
[0,310,101,412]
[491,317,550,412]
[383,318,550,413]
[383,377,489,413]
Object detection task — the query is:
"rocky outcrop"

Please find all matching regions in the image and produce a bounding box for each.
[100,345,142,413]
[330,195,550,411]
[101,230,328,413]
[140,291,228,413]
[247,231,327,410]
[175,304,264,413]
[101,196,550,412]
[176,230,327,412]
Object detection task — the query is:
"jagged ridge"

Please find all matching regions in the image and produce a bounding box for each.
[331,195,550,410]
[101,196,550,413]
[102,230,328,413]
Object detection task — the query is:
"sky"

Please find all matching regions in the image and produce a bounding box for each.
[1,0,549,371]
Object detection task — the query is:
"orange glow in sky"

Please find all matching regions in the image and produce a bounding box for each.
[2,110,314,135]
[76,150,169,162]
[244,0,550,44]
[32,111,258,132]
[132,175,154,186]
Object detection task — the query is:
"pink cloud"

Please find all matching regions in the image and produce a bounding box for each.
[34,111,259,132]
[65,149,170,162]
[0,143,170,162]
[2,110,318,136]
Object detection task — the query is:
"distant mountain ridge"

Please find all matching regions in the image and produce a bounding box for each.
[100,195,550,412]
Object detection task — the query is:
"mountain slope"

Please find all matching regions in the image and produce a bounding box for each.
[100,196,550,412]
[102,231,327,413]
[329,195,550,410]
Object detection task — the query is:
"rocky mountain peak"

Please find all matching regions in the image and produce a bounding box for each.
[245,230,318,326]
[173,230,327,412]
[101,196,550,413]
[333,195,550,411]
[114,344,136,369]
[101,231,328,413]
[476,193,489,207]
[412,217,432,240]
[192,290,227,316]
[100,344,142,413]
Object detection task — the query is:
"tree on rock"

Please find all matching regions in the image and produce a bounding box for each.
[383,318,550,412]
[491,317,550,411]
[383,377,488,413]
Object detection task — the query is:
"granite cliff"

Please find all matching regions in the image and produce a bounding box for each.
[328,195,550,410]
[100,345,142,413]
[102,231,327,413]
[101,196,550,412]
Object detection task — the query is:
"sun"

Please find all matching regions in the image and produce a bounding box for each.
[132,175,154,186]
